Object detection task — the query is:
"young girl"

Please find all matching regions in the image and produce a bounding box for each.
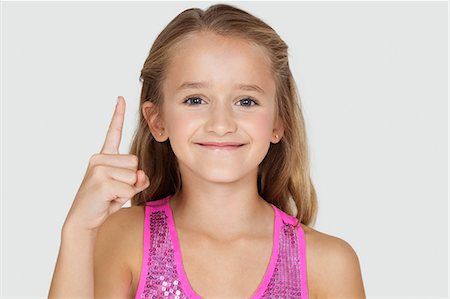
[49,4,365,299]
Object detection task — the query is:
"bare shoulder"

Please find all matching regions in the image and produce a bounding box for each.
[97,205,145,247]
[299,224,366,299]
[103,205,145,266]
[94,205,145,298]
[106,205,145,232]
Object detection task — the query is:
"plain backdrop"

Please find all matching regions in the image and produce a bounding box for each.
[1,1,448,298]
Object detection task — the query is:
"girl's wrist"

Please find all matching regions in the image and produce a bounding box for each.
[62,220,98,240]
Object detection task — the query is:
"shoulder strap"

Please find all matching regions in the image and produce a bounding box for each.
[134,203,151,298]
[134,195,192,299]
[296,220,309,299]
[134,196,170,298]
[265,206,309,299]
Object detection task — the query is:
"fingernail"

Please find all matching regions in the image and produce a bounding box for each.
[117,96,120,103]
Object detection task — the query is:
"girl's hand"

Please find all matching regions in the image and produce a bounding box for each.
[63,96,150,232]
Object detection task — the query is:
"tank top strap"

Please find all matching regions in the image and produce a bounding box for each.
[296,218,309,299]
[135,194,192,299]
[145,194,171,209]
[266,206,309,299]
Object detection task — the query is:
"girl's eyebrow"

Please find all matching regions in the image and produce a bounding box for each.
[176,81,265,94]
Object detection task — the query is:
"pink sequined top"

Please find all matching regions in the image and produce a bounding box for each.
[134,194,309,299]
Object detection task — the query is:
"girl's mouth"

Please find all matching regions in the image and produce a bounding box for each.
[195,143,245,151]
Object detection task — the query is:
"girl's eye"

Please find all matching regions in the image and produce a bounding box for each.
[182,97,258,107]
[237,98,258,107]
[183,97,205,105]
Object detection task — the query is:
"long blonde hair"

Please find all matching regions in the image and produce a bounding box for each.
[129,3,318,228]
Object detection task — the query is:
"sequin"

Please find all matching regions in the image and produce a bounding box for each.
[135,195,308,298]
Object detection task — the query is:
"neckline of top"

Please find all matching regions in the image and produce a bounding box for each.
[161,194,281,299]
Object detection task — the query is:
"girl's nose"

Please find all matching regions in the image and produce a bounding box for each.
[204,101,238,136]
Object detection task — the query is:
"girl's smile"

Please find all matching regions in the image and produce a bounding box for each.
[195,142,246,151]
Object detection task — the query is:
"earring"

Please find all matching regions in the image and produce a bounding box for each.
[159,132,163,136]
[275,134,279,139]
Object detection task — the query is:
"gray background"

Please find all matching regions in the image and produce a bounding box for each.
[1,1,448,298]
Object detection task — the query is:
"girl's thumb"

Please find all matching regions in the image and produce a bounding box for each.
[135,170,150,191]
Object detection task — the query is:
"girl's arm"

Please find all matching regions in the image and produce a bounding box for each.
[48,96,148,298]
[48,222,98,298]
[320,238,366,298]
[93,207,135,298]
[48,210,134,299]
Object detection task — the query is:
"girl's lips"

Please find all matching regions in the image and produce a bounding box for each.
[195,143,245,151]
[197,142,244,146]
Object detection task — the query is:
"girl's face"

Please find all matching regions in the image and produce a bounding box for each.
[144,31,283,184]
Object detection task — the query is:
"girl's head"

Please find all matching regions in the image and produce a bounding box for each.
[130,3,318,227]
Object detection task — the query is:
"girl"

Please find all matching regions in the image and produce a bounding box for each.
[49,4,365,299]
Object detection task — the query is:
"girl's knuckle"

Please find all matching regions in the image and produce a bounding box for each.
[88,153,100,166]
[97,180,110,194]
[91,164,105,177]
[129,154,139,166]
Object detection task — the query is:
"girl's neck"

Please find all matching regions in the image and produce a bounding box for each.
[169,190,274,241]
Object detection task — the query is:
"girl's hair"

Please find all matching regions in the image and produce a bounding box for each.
[129,3,318,228]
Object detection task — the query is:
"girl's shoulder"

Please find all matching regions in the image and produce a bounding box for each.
[93,205,146,297]
[256,205,364,298]
[103,205,146,261]
[298,223,365,299]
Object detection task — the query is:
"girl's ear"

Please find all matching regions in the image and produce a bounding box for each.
[271,117,284,144]
[142,101,167,142]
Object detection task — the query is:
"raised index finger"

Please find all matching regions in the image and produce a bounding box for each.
[101,96,125,155]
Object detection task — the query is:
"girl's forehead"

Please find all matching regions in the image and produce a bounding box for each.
[165,32,275,95]
[169,32,271,70]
